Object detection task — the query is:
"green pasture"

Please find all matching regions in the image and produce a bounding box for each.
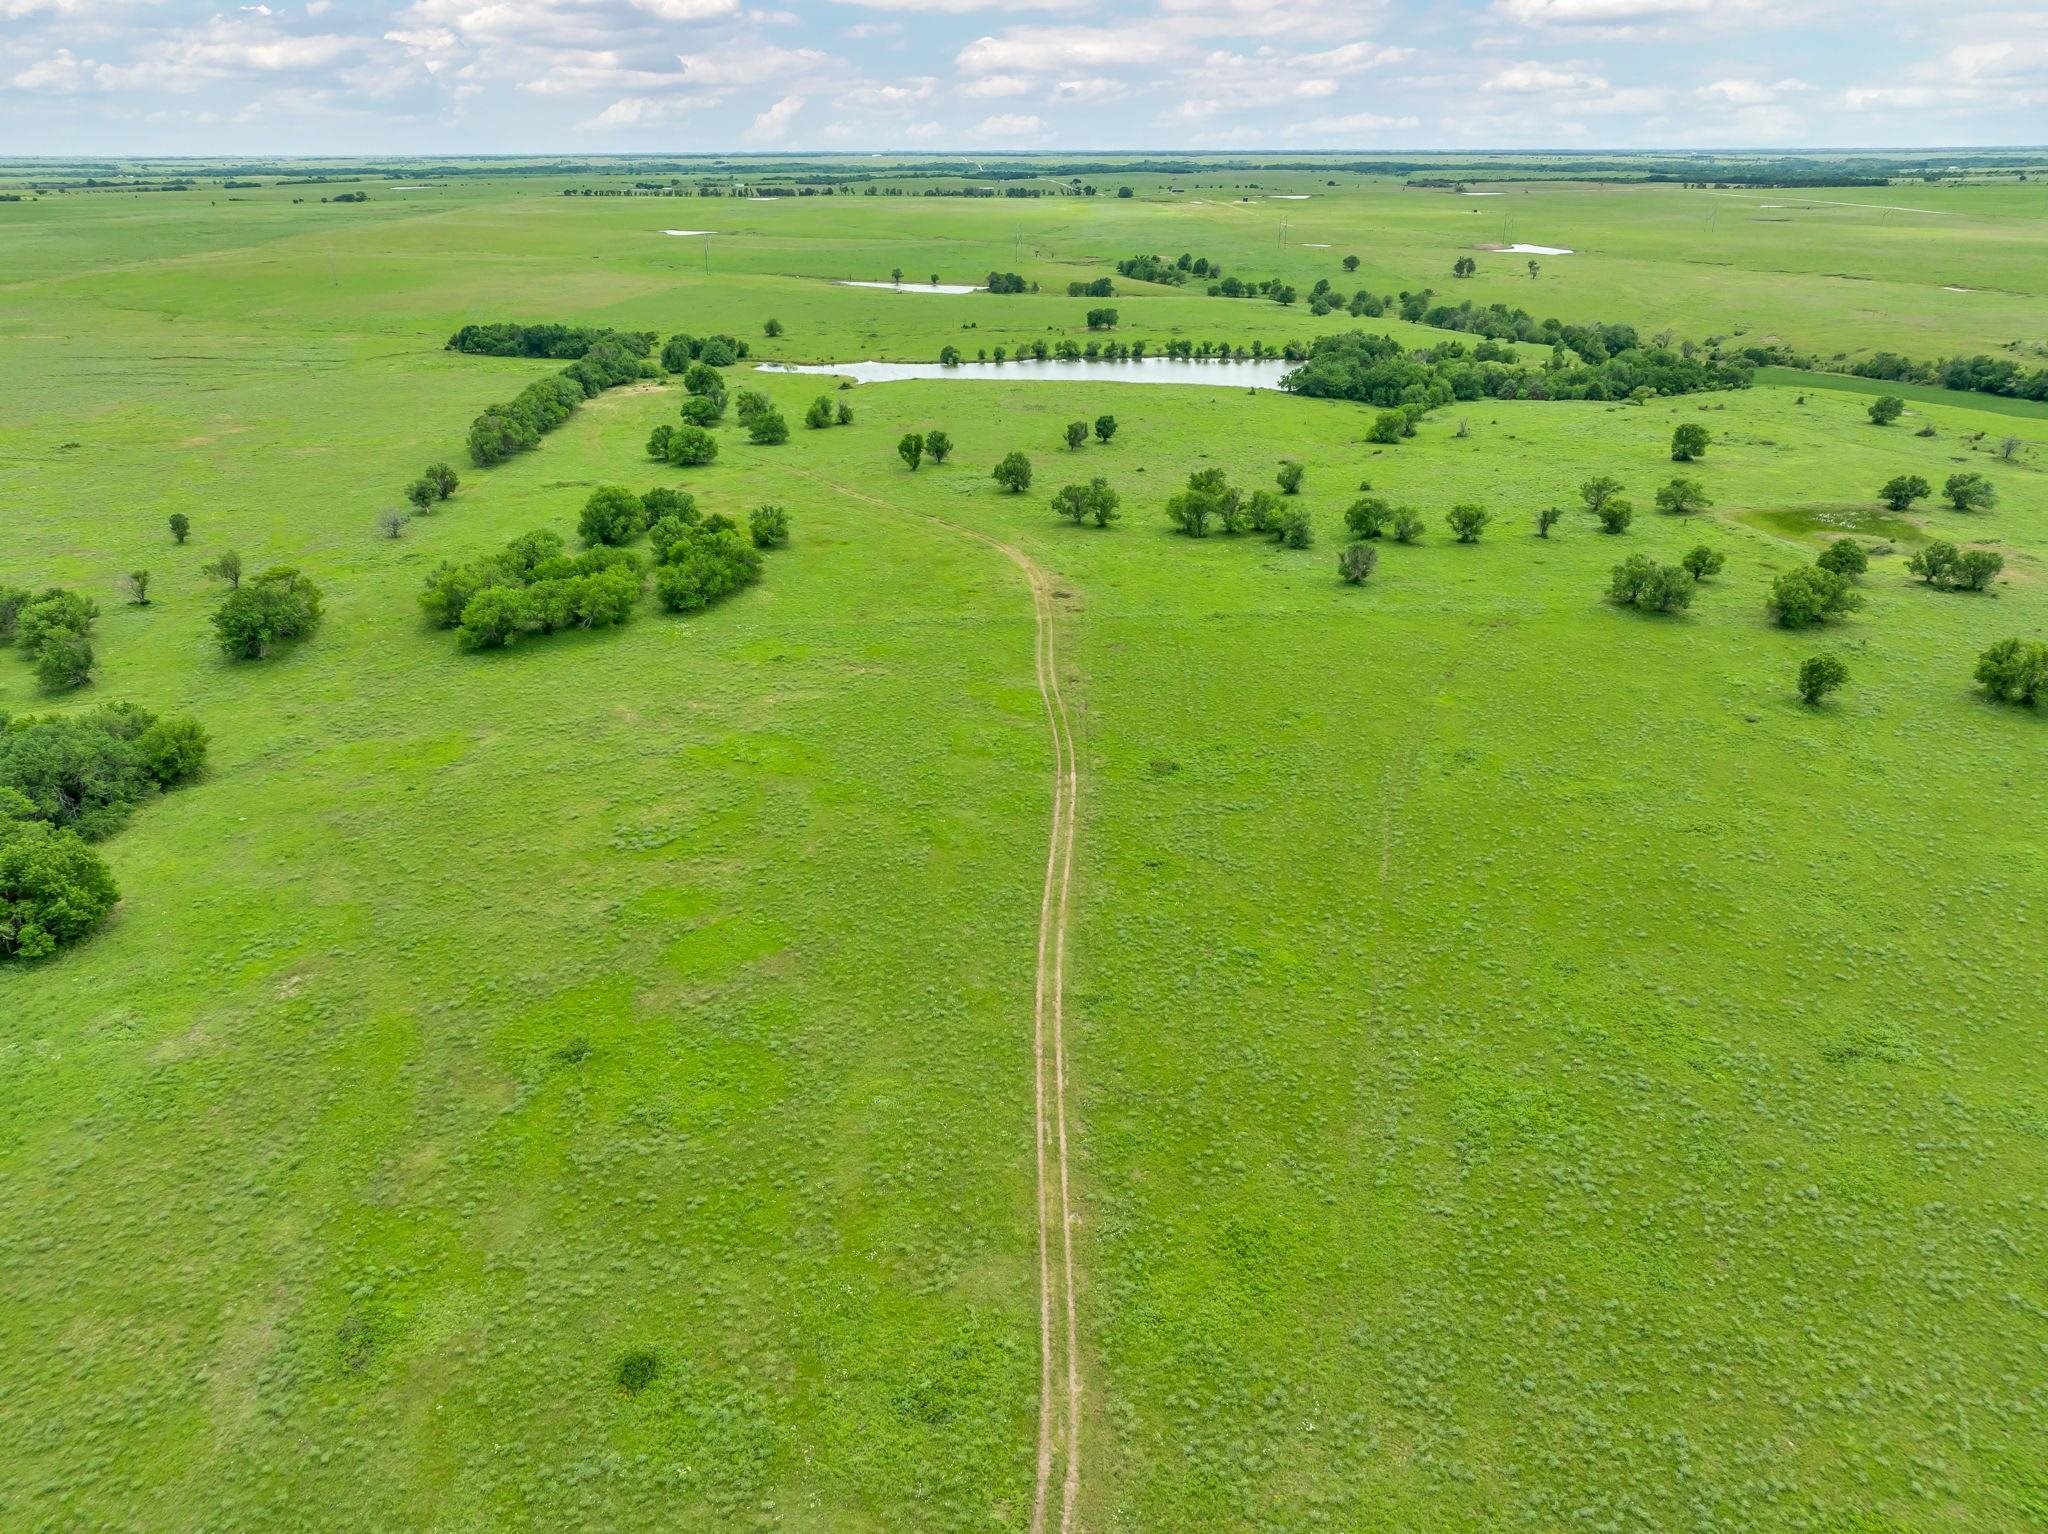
[2,169,2046,1532]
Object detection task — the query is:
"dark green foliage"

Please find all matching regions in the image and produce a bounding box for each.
[405,477,438,512]
[124,570,151,606]
[653,526,762,615]
[1609,555,1694,612]
[1671,423,1710,461]
[763,318,783,338]
[924,430,952,464]
[1166,468,1236,537]
[1815,539,1868,578]
[1241,491,1280,534]
[0,701,207,842]
[447,323,654,360]
[745,408,789,445]
[1094,415,1117,444]
[1798,653,1848,705]
[203,551,242,588]
[804,396,834,429]
[938,346,962,366]
[615,1349,659,1395]
[993,452,1032,494]
[212,567,323,659]
[1064,420,1088,450]
[1276,461,1305,495]
[0,819,119,960]
[1974,637,2048,704]
[1066,277,1114,298]
[16,588,97,656]
[1284,327,1749,409]
[1391,507,1426,543]
[836,399,854,426]
[1950,548,2005,591]
[168,512,190,544]
[34,632,93,690]
[679,394,722,428]
[1051,479,1120,528]
[748,505,789,548]
[1879,473,1930,510]
[1943,472,1995,512]
[1367,411,1403,444]
[1338,542,1377,584]
[897,433,924,471]
[1867,394,1905,425]
[660,333,748,372]
[422,530,645,648]
[985,271,1028,294]
[1446,503,1490,543]
[1273,503,1313,549]
[1907,539,1958,584]
[579,485,649,548]
[425,462,459,499]
[1345,496,1392,539]
[1768,566,1862,628]
[1654,477,1710,515]
[1579,475,1624,516]
[682,360,727,400]
[1681,545,1725,580]
[665,426,719,467]
[1537,506,1564,537]
[464,342,653,468]
[1593,497,1635,535]
[12,588,99,690]
[1084,308,1118,330]
[0,585,29,643]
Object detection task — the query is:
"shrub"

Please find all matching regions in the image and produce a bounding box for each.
[1094,415,1117,444]
[1907,539,1957,584]
[379,508,410,539]
[763,318,783,338]
[1579,476,1625,517]
[1879,474,1930,511]
[1165,468,1235,537]
[1681,545,1725,580]
[993,452,1033,494]
[1768,566,1861,628]
[0,701,206,838]
[203,552,242,589]
[1974,637,2048,704]
[1367,410,1404,444]
[682,360,726,398]
[666,426,719,466]
[1338,542,1378,584]
[1867,395,1904,425]
[836,400,854,426]
[1273,503,1313,549]
[748,504,789,548]
[406,478,438,512]
[1609,555,1694,612]
[1276,461,1305,495]
[679,394,723,427]
[33,631,94,691]
[0,819,119,959]
[579,486,649,547]
[0,585,29,642]
[1064,420,1088,450]
[804,396,834,429]
[1345,496,1391,539]
[1446,503,1490,543]
[653,528,761,614]
[168,512,191,544]
[1943,472,1995,512]
[897,433,924,471]
[16,589,97,656]
[124,570,151,607]
[1536,506,1563,538]
[1391,508,1426,543]
[746,409,790,446]
[136,715,209,786]
[1950,548,2004,591]
[924,430,952,464]
[1051,478,1120,528]
[1815,539,1869,578]
[615,1348,659,1395]
[1670,423,1709,461]
[1654,477,1710,515]
[425,462,459,499]
[1798,653,1848,705]
[1593,497,1635,535]
[212,567,323,658]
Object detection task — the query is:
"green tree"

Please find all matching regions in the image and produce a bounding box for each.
[16,589,97,655]
[1681,544,1725,581]
[1950,548,2004,591]
[1670,423,1710,461]
[1768,566,1861,628]
[168,512,190,544]
[1452,256,1476,278]
[1655,477,1711,515]
[1867,395,1905,425]
[803,396,833,429]
[1974,637,2048,704]
[1446,503,1490,543]
[1064,420,1089,450]
[1392,508,1426,544]
[1798,653,1848,706]
[1907,540,1958,584]
[33,631,94,690]
[666,426,719,466]
[1943,472,1995,512]
[1537,506,1564,538]
[763,318,783,338]
[679,395,723,428]
[897,433,924,471]
[748,505,789,548]
[924,430,953,464]
[1579,475,1625,517]
[203,551,242,589]
[1052,478,1119,528]
[1342,254,1360,273]
[993,452,1033,493]
[1094,415,1117,444]
[0,819,119,959]
[124,570,151,606]
[1345,495,1392,539]
[1338,542,1377,584]
[425,462,459,499]
[746,409,790,445]
[1367,410,1404,444]
[406,477,439,512]
[1594,497,1635,534]
[836,399,854,426]
[212,567,323,659]
[1276,461,1305,495]
[1165,468,1235,538]
[579,485,648,547]
[1815,539,1869,578]
[1879,473,1931,510]
[1274,503,1313,549]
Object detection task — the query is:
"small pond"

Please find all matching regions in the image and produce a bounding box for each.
[756,357,1298,390]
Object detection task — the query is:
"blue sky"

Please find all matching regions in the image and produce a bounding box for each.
[4,0,2044,155]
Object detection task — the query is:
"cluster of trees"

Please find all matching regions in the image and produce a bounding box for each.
[985,272,1031,294]
[735,389,789,445]
[1115,253,1221,285]
[446,323,656,361]
[651,511,768,615]
[1,701,208,958]
[1284,329,1750,410]
[2,586,97,690]
[1608,554,1697,612]
[1768,561,1863,629]
[660,332,751,372]
[423,529,643,650]
[467,341,656,467]
[1051,479,1121,528]
[804,394,854,429]
[1848,349,2048,405]
[1343,495,1428,544]
[1066,278,1115,298]
[1167,469,1312,547]
[1452,256,1478,279]
[213,567,324,658]
[1907,540,2004,591]
[1064,416,1117,450]
[993,453,1033,494]
[1976,638,2048,705]
[1085,308,1119,330]
[896,429,953,470]
[403,462,459,513]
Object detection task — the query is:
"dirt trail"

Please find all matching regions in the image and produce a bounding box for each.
[791,471,1084,1533]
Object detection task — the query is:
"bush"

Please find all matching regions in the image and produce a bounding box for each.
[1064,420,1089,450]
[1798,653,1848,705]
[426,462,459,499]
[615,1348,660,1395]
[1165,468,1236,538]
[1446,503,1490,543]
[1680,544,1725,581]
[1907,539,1957,584]
[463,340,652,468]
[203,552,242,589]
[1094,415,1117,444]
[34,631,95,690]
[666,426,719,467]
[682,360,726,398]
[1345,495,1391,539]
[1974,637,2048,704]
[212,568,323,659]
[1671,423,1709,461]
[1950,548,2004,591]
[679,395,723,427]
[1654,477,1710,515]
[1338,542,1377,584]
[1879,473,1931,510]
[924,429,952,464]
[746,409,790,445]
[136,716,209,786]
[1609,555,1694,612]
[0,819,119,959]
[1867,394,1904,425]
[1367,410,1404,444]
[1815,538,1868,578]
[16,589,97,656]
[578,486,646,547]
[1051,478,1120,528]
[1536,506,1564,537]
[1391,508,1426,543]
[748,504,790,548]
[1768,565,1861,628]
[1593,497,1635,535]
[0,701,206,839]
[1943,472,1995,512]
[993,452,1033,493]
[0,585,29,642]
[406,477,439,512]
[804,396,834,429]
[1276,461,1305,495]
[1273,503,1313,549]
[168,512,191,544]
[897,433,924,471]
[653,528,761,614]
[836,400,854,426]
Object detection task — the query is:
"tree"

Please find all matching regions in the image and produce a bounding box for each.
[1879,474,1931,511]
[1867,395,1905,425]
[203,551,242,589]
[1342,255,1360,273]
[682,361,726,399]
[212,567,323,658]
[1272,503,1313,549]
[1594,497,1635,535]
[1670,423,1710,462]
[666,426,719,466]
[34,631,94,690]
[748,504,790,548]
[1907,540,1958,584]
[1943,472,1995,512]
[1276,461,1305,495]
[124,570,151,606]
[746,409,790,445]
[406,477,439,512]
[1367,411,1404,444]
[1094,415,1117,444]
[804,395,835,429]
[1052,478,1119,528]
[168,513,190,544]
[1166,468,1235,538]
[1768,566,1861,628]
[993,452,1033,493]
[426,462,459,499]
[1579,475,1625,518]
[0,819,119,959]
[763,318,783,338]
[579,485,647,547]
[379,508,410,539]
[1815,539,1868,578]
[1446,503,1490,543]
[1345,495,1392,539]
[1974,637,2048,704]
[1610,555,1694,612]
[1064,420,1088,451]
[1085,308,1119,330]
[1680,544,1724,580]
[836,399,854,426]
[924,430,952,464]
[1536,506,1564,538]
[1338,542,1377,584]
[897,433,925,471]
[1452,256,1476,278]
[1798,653,1849,706]
[1654,477,1711,515]
[1950,548,2004,591]
[891,266,904,285]
[680,395,722,427]
[1392,508,1426,544]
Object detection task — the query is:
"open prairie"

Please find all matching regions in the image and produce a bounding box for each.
[3,163,2046,1532]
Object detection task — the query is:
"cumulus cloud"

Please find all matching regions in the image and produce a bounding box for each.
[973,110,1044,135]
[744,90,803,139]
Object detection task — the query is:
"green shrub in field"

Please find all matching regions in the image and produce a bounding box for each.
[1276,461,1305,495]
[1768,565,1861,628]
[1974,637,2048,704]
[1166,468,1237,537]
[1,701,208,841]
[1867,394,1904,425]
[1338,542,1377,584]
[1681,545,1725,581]
[1052,479,1120,528]
[897,433,924,471]
[1446,503,1490,542]
[1943,472,1995,512]
[0,818,119,960]
[1671,423,1710,461]
[1345,495,1392,539]
[1879,474,1930,510]
[578,486,649,548]
[213,567,323,659]
[993,452,1032,494]
[1273,503,1314,549]
[1798,653,1848,705]
[421,531,644,649]
[1815,539,1868,578]
[1609,554,1694,612]
[1392,507,1427,543]
[1908,540,2002,590]
[653,527,762,614]
[1655,477,1711,515]
[748,505,790,548]
[924,430,952,464]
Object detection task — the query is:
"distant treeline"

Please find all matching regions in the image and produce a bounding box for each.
[447,322,657,360]
[1845,350,2048,404]
[466,342,656,467]
[1283,330,1750,407]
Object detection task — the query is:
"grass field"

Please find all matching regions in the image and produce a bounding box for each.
[3,163,2046,1532]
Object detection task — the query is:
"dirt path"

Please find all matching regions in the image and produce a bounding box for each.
[791,471,1085,1533]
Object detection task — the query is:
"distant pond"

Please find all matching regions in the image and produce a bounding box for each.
[756,357,1299,391]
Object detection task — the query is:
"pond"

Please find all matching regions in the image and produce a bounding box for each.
[838,280,981,294]
[756,357,1299,390]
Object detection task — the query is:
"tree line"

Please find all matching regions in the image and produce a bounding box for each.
[1284,329,1750,409]
[466,340,656,468]
[446,323,657,361]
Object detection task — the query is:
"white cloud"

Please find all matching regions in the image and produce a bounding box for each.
[576,91,719,127]
[973,110,1044,135]
[958,71,1032,96]
[744,90,803,139]
[956,24,1181,76]
[1484,60,1606,92]
[1695,76,1809,105]
[1048,75,1118,101]
[837,76,934,106]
